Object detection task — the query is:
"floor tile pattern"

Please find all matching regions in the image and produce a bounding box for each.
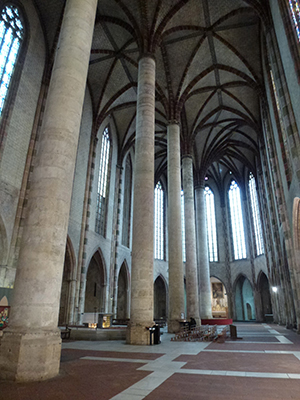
[1,323,300,399]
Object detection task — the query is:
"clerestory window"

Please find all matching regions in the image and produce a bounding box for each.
[289,0,300,41]
[249,173,264,256]
[228,180,247,260]
[95,127,111,236]
[204,186,218,262]
[154,181,164,260]
[0,4,24,116]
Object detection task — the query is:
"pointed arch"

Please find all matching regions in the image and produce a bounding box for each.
[210,276,228,318]
[233,274,255,321]
[116,260,130,320]
[84,248,107,313]
[257,271,272,320]
[59,236,76,325]
[154,274,168,322]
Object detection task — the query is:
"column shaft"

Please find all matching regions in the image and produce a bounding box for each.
[127,56,155,345]
[195,186,212,319]
[182,156,200,325]
[168,123,185,333]
[0,0,97,381]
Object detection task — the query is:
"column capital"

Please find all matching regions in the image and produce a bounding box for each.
[195,183,205,190]
[138,52,156,62]
[182,154,193,161]
[168,119,180,126]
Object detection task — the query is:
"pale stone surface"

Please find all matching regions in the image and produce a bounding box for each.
[182,156,201,325]
[167,123,185,333]
[0,329,61,382]
[127,56,155,344]
[0,0,97,381]
[195,185,212,319]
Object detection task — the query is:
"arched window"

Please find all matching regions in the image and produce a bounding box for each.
[289,0,300,41]
[0,4,24,116]
[154,181,164,260]
[228,180,246,260]
[95,127,111,236]
[204,186,218,262]
[122,155,132,247]
[249,173,264,256]
[181,189,186,262]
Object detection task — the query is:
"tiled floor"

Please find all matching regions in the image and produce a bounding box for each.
[1,323,300,399]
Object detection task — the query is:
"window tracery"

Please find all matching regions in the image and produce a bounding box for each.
[0,4,24,116]
[154,181,164,260]
[95,127,111,236]
[204,186,218,262]
[228,180,247,260]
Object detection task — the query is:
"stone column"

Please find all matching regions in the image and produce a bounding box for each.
[0,0,97,382]
[195,185,212,319]
[168,122,185,333]
[182,155,201,325]
[127,55,155,345]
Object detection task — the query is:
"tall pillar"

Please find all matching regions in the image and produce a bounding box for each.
[168,122,185,333]
[127,55,155,345]
[0,0,97,381]
[195,185,212,319]
[182,155,200,325]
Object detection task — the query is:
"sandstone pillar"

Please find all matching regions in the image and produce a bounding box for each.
[168,122,185,333]
[195,185,212,319]
[0,0,97,381]
[127,55,155,345]
[182,156,201,325]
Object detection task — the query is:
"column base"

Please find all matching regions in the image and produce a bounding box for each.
[168,319,181,333]
[126,321,153,345]
[0,328,61,382]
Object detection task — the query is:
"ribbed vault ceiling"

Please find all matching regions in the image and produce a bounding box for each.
[34,0,268,185]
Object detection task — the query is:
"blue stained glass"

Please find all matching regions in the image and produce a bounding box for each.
[289,0,300,41]
[0,5,23,116]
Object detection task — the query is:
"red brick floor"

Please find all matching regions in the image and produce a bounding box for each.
[176,352,300,373]
[0,356,151,400]
[1,323,300,400]
[144,374,300,400]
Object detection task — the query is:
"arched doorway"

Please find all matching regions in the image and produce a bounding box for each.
[117,263,129,320]
[210,277,228,318]
[154,275,167,322]
[59,237,75,325]
[235,275,256,321]
[84,250,106,314]
[257,272,272,321]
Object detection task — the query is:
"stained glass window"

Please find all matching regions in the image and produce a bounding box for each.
[181,190,186,263]
[154,181,164,260]
[95,127,111,236]
[0,5,24,116]
[289,0,300,41]
[249,173,264,256]
[229,180,247,260]
[204,186,218,262]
